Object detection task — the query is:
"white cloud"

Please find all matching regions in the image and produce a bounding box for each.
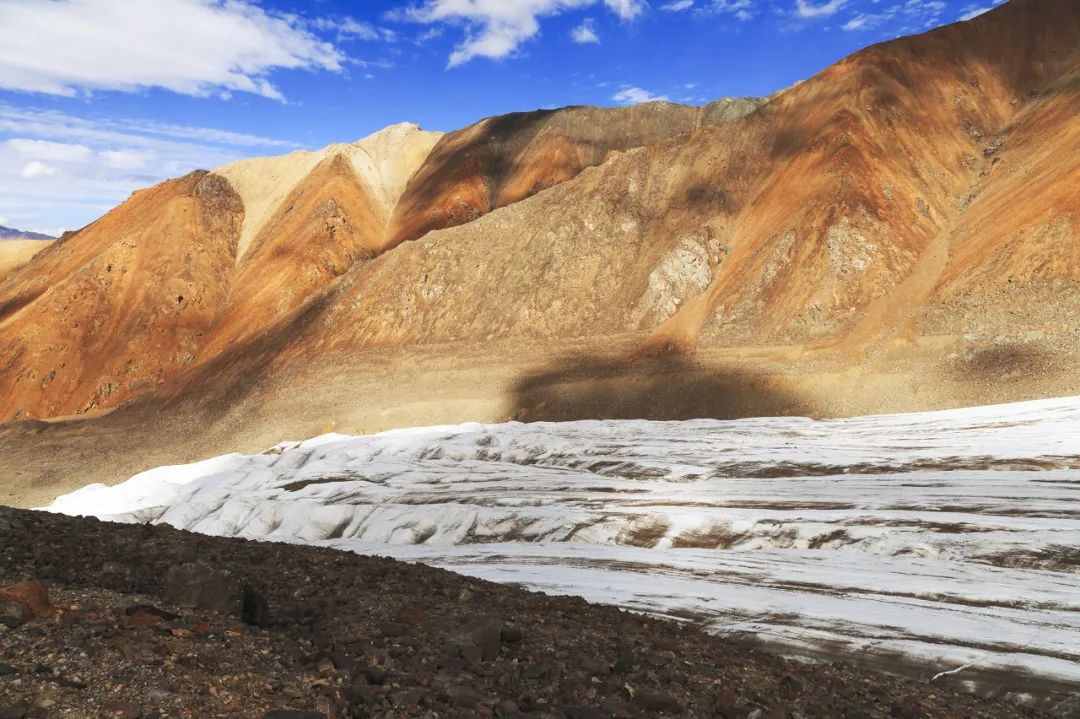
[664,0,755,19]
[6,139,93,163]
[612,86,669,104]
[794,0,848,19]
[841,0,949,33]
[310,16,398,43]
[100,149,155,170]
[571,18,601,43]
[0,0,346,101]
[604,0,648,19]
[958,2,1001,21]
[396,0,648,67]
[21,161,57,179]
[0,103,298,232]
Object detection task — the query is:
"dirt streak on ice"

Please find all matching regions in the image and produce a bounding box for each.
[47,397,1080,713]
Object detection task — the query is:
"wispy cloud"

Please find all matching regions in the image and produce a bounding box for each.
[794,0,848,19]
[571,18,602,43]
[0,0,347,101]
[958,1,1004,21]
[309,16,398,43]
[0,103,297,233]
[662,0,755,20]
[612,86,670,104]
[392,0,648,67]
[841,0,948,33]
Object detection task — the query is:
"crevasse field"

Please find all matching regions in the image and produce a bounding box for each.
[49,397,1080,712]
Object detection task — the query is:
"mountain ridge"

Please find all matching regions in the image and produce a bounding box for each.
[0,225,54,241]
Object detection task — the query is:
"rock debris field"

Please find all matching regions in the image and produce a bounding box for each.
[0,506,1054,719]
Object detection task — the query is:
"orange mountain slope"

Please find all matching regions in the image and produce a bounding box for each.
[267,0,1079,362]
[0,0,1077,428]
[0,103,762,421]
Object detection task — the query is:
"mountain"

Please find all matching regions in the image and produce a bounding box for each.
[0,101,763,421]
[0,225,54,241]
[0,0,1078,503]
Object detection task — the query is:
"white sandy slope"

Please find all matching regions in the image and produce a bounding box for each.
[48,397,1080,713]
[214,123,442,261]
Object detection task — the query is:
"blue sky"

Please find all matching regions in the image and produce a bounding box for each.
[0,0,1003,234]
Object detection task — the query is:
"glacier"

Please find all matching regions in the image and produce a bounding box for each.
[46,396,1080,712]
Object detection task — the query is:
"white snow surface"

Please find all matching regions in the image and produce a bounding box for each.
[48,396,1080,709]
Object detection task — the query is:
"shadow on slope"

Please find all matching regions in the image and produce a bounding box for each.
[510,354,811,422]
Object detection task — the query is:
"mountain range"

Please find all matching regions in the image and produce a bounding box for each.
[0,225,54,242]
[1,0,1077,506]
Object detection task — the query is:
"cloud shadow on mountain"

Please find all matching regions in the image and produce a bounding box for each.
[509,353,811,422]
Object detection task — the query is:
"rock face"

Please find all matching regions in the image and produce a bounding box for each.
[0,0,1077,433]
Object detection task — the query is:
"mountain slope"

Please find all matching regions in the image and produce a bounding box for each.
[0,103,757,421]
[250,0,1078,362]
[384,98,764,249]
[0,0,1077,429]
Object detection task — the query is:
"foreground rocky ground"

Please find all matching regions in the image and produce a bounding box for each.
[0,507,1052,719]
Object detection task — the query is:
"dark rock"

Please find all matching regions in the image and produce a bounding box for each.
[572,651,607,676]
[263,712,325,719]
[361,666,388,685]
[779,674,803,694]
[562,706,605,719]
[0,600,31,629]
[0,664,15,676]
[633,689,684,714]
[889,702,926,719]
[496,699,520,716]
[390,689,424,708]
[123,604,178,620]
[163,563,241,616]
[242,587,269,626]
[843,707,873,719]
[344,684,382,707]
[447,686,490,710]
[447,618,503,662]
[102,702,141,719]
[380,621,409,638]
[599,698,635,718]
[0,705,28,719]
[500,625,523,643]
[715,688,743,718]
